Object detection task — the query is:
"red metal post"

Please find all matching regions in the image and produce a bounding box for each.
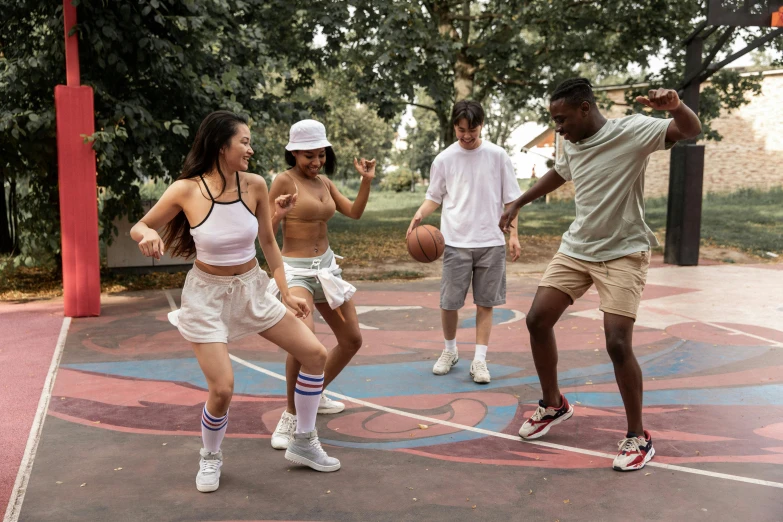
[56,0,101,316]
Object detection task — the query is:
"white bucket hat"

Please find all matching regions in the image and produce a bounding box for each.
[285,119,332,151]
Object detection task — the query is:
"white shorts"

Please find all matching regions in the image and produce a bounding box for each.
[169,261,287,344]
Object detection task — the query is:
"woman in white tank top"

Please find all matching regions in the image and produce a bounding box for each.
[130,111,341,493]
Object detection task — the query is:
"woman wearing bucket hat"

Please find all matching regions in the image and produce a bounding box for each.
[267,119,376,449]
[131,111,341,493]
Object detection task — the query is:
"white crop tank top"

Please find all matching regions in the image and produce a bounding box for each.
[190,172,258,266]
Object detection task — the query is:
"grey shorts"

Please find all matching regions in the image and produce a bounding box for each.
[170,261,287,344]
[282,248,344,304]
[441,245,506,310]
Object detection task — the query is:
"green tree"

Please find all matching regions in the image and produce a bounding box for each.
[0,0,336,266]
[396,92,440,189]
[330,1,778,145]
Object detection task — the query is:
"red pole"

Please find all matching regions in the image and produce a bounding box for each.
[55,0,101,317]
[63,0,80,86]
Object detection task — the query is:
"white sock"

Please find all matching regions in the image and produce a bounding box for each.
[294,371,324,433]
[444,338,457,354]
[201,404,228,453]
[474,345,488,362]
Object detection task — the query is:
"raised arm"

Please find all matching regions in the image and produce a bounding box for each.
[330,157,376,219]
[636,88,702,143]
[130,180,189,259]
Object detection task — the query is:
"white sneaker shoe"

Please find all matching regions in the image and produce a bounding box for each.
[470,359,491,384]
[318,393,345,414]
[433,349,459,375]
[285,429,341,472]
[271,411,296,450]
[196,448,222,493]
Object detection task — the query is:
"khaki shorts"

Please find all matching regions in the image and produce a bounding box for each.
[539,251,650,319]
[170,261,287,344]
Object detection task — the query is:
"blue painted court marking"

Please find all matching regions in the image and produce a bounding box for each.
[63,360,531,398]
[62,339,771,401]
[459,308,518,329]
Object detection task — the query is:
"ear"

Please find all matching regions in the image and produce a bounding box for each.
[580,101,591,114]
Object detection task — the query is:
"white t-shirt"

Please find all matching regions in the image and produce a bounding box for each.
[555,114,673,262]
[426,140,522,248]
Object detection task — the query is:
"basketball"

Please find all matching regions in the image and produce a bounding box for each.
[407,225,445,263]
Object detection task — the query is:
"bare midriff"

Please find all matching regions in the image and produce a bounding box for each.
[194,258,257,277]
[281,218,330,257]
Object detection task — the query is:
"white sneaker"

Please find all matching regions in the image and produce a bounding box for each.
[318,393,345,414]
[470,359,491,384]
[271,411,296,450]
[285,429,341,472]
[196,448,222,493]
[433,349,459,375]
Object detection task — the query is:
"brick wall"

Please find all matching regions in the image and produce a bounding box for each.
[550,71,783,200]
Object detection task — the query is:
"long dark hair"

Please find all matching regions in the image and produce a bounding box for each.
[162,110,248,259]
[285,147,337,175]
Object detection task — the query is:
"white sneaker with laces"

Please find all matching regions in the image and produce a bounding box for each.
[613,430,655,471]
[285,429,341,472]
[433,349,459,375]
[271,411,296,450]
[470,359,491,384]
[318,393,345,414]
[196,448,222,493]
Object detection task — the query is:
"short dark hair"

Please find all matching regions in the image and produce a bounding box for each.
[285,147,337,175]
[451,100,485,128]
[551,78,596,107]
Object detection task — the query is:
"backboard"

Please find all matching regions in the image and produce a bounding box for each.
[707,0,783,26]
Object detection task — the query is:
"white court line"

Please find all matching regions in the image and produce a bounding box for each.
[228,354,783,490]
[163,289,177,312]
[4,317,72,522]
[644,305,783,348]
[162,292,783,489]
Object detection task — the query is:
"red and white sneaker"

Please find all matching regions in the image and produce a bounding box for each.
[518,395,574,439]
[613,430,655,471]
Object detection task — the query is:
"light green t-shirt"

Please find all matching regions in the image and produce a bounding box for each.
[554,114,672,262]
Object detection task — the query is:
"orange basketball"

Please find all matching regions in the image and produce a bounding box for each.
[407,225,445,263]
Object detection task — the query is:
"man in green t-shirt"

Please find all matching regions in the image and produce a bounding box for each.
[499,78,701,471]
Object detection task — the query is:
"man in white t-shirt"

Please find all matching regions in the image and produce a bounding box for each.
[407,100,522,384]
[499,78,702,471]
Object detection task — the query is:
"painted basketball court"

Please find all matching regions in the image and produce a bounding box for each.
[4,258,783,521]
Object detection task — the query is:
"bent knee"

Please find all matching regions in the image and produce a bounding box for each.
[605,338,633,364]
[526,310,554,335]
[211,383,234,405]
[342,332,363,353]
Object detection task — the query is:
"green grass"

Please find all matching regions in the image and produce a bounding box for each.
[326,186,783,261]
[296,188,442,267]
[4,186,781,299]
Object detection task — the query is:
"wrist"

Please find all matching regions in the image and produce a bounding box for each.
[668,100,685,113]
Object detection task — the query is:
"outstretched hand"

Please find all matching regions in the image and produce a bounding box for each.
[354,157,377,180]
[138,229,165,260]
[636,88,681,112]
[274,193,298,218]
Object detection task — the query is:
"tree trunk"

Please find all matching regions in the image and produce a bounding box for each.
[0,167,13,254]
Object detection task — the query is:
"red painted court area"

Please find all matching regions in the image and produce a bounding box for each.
[4,262,783,521]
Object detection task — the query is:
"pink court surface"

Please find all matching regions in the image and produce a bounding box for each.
[3,258,783,521]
